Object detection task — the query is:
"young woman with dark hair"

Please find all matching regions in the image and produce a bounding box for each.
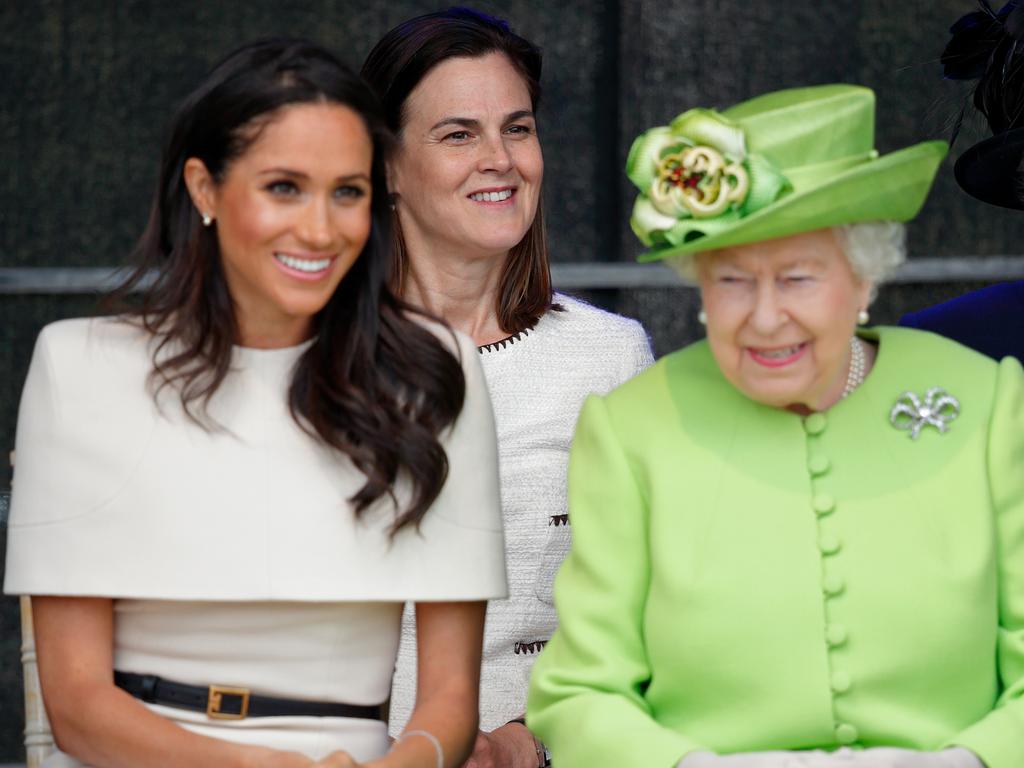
[362,10,654,768]
[5,38,505,768]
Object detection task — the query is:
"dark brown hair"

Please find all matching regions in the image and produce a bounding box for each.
[361,7,556,334]
[109,38,465,534]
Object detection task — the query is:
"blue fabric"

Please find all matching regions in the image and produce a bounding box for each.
[899,281,1024,361]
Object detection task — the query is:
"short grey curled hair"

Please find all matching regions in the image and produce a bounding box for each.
[671,221,906,301]
[834,221,906,299]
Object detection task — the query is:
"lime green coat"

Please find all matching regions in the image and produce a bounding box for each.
[526,327,1024,768]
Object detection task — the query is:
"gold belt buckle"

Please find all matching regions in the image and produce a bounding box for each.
[207,685,250,720]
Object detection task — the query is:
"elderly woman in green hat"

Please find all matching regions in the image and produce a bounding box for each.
[526,84,1024,768]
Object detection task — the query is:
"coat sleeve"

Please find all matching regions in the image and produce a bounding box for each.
[526,394,703,767]
[945,355,1024,768]
[619,320,656,384]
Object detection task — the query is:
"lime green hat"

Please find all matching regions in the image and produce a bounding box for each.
[627,84,948,262]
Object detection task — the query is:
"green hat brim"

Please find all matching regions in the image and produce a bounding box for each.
[637,139,948,262]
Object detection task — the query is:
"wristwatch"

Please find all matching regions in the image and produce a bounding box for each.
[507,718,551,767]
[539,741,552,767]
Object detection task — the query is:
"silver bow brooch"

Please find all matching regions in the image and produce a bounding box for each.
[889,387,961,439]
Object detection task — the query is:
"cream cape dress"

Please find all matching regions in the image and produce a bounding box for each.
[4,317,507,765]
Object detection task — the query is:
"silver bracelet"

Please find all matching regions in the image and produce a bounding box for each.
[398,729,444,768]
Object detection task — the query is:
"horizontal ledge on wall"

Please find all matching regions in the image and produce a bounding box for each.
[551,256,1024,289]
[0,267,142,294]
[1,257,1024,294]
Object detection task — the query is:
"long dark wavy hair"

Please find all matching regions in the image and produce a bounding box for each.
[361,7,557,335]
[109,38,465,534]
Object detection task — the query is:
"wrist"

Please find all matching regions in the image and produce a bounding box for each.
[238,745,304,768]
[495,720,544,768]
[395,729,443,768]
[237,745,276,768]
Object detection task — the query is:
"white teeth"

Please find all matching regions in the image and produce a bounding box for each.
[470,189,513,202]
[757,344,802,359]
[274,254,332,273]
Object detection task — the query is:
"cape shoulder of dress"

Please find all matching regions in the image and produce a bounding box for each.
[4,317,507,602]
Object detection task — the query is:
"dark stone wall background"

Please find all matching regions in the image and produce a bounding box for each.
[0,0,1020,760]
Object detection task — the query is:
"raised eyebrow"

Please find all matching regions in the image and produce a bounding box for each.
[257,169,370,185]
[429,117,481,132]
[335,173,371,185]
[429,111,535,132]
[505,110,535,123]
[258,168,309,179]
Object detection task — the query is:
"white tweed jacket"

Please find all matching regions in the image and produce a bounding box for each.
[389,293,655,732]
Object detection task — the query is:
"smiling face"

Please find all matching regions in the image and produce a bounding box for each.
[184,102,373,348]
[697,228,872,412]
[389,51,543,263]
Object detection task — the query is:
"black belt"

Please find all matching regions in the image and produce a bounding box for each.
[114,671,384,721]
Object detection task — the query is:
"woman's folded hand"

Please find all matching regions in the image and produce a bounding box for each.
[462,723,539,768]
[796,747,984,767]
[678,750,845,767]
[678,747,985,768]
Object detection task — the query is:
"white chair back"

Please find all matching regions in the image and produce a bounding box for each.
[10,449,56,766]
[20,596,56,767]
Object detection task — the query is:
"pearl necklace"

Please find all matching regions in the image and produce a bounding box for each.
[841,336,867,399]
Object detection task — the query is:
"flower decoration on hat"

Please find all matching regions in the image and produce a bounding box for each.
[623,85,947,261]
[626,108,791,248]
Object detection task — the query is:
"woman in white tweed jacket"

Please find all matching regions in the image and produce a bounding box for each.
[361,8,654,767]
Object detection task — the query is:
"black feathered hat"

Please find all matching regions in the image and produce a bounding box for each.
[942,0,1024,210]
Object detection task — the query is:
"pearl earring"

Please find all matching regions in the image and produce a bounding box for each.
[857,309,869,325]
[202,213,213,227]
[698,309,707,325]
